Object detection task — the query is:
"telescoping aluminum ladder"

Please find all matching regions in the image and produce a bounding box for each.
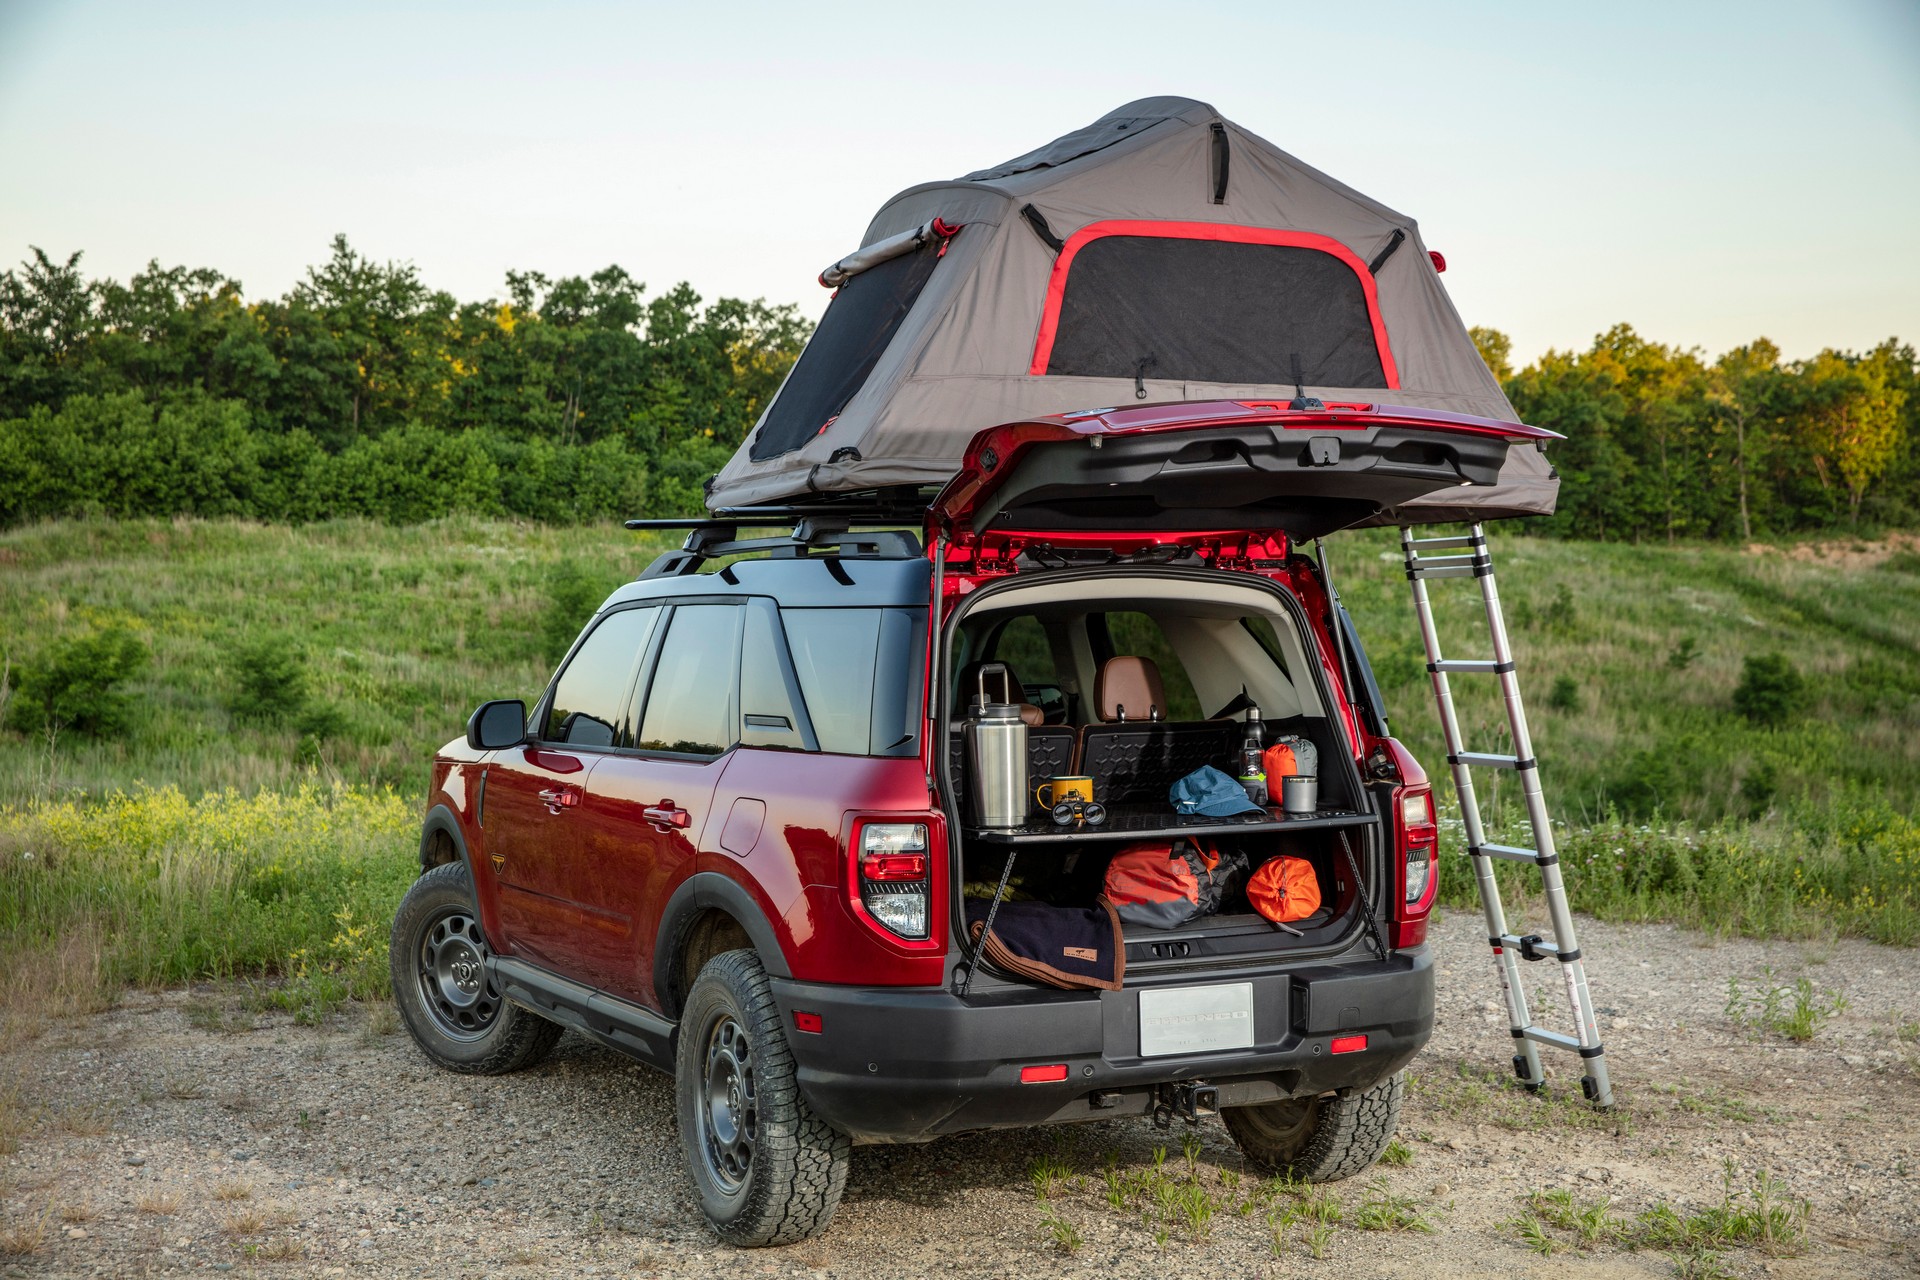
[1400,524,1613,1108]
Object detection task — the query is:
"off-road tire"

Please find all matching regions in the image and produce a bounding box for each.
[1222,1071,1405,1182]
[676,949,849,1246]
[389,861,562,1075]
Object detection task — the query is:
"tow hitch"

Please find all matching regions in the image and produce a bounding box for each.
[1151,1080,1219,1128]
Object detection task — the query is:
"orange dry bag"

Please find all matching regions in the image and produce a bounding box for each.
[1247,856,1322,924]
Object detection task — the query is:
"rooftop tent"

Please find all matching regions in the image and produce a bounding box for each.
[708,96,1555,525]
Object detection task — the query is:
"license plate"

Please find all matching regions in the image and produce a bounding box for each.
[1138,982,1254,1057]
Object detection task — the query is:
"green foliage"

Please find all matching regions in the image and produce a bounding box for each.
[4,624,149,737]
[227,637,308,725]
[0,784,412,1000]
[1546,674,1580,711]
[542,563,622,665]
[1732,652,1805,727]
[0,240,810,526]
[1724,968,1849,1041]
[1668,635,1700,669]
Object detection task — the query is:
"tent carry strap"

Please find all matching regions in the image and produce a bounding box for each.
[1401,524,1613,1109]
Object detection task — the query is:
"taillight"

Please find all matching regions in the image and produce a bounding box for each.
[1394,785,1439,947]
[856,822,930,940]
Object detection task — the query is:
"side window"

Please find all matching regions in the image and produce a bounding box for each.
[740,602,809,750]
[989,616,1058,686]
[1098,612,1203,720]
[543,607,660,747]
[781,608,882,756]
[637,605,743,755]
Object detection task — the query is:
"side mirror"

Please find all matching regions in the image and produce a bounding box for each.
[467,699,528,751]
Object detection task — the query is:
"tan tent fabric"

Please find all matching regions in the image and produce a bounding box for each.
[708,97,1555,525]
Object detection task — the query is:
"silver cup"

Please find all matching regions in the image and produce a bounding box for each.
[1280,774,1318,815]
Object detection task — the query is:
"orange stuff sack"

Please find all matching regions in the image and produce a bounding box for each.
[1261,741,1299,780]
[1247,856,1322,924]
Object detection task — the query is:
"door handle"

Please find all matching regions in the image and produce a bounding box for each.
[642,800,691,831]
[539,787,580,814]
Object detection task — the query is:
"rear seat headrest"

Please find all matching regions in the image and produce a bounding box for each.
[1096,656,1166,723]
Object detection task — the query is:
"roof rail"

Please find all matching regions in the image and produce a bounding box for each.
[631,514,924,580]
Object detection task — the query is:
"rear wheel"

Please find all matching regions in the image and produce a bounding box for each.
[1222,1071,1404,1182]
[676,949,849,1246]
[389,862,562,1074]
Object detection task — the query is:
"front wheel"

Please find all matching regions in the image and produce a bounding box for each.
[389,862,562,1075]
[676,949,849,1246]
[1222,1071,1405,1183]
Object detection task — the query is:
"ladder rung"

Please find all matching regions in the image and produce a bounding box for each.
[1475,843,1542,864]
[1500,933,1566,957]
[1409,564,1484,580]
[1520,1027,1584,1053]
[1452,752,1535,771]
[1409,553,1482,570]
[1430,659,1513,674]
[1406,534,1482,550]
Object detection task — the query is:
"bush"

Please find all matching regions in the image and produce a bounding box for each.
[227,636,309,724]
[1546,675,1581,711]
[4,625,149,737]
[1733,652,1805,727]
[542,564,619,664]
[1606,747,1689,819]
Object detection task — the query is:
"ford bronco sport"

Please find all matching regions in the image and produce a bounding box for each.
[389,399,1555,1245]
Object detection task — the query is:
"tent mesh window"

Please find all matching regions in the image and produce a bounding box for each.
[749,238,943,462]
[1041,236,1389,389]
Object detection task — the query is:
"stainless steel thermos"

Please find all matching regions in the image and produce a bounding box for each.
[964,662,1027,829]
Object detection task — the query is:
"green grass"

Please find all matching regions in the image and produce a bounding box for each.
[1331,526,1920,945]
[0,783,412,1024]
[0,516,678,799]
[0,516,1915,1017]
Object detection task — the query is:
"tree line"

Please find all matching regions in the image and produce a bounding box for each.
[0,238,1912,536]
[1474,325,1915,540]
[0,237,808,524]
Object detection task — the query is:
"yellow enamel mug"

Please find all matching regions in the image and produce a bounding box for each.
[1035,776,1094,808]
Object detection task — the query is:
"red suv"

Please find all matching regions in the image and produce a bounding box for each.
[389,400,1552,1245]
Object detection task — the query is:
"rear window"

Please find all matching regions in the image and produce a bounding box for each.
[1039,231,1390,389]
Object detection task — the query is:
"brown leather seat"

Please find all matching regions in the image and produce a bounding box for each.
[1095,656,1167,723]
[953,662,1045,727]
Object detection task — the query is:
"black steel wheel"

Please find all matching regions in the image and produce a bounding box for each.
[389,861,562,1075]
[415,905,500,1040]
[698,1014,759,1192]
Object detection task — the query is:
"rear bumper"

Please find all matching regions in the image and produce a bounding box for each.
[769,947,1432,1143]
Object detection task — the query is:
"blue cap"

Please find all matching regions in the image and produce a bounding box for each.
[1170,765,1264,818]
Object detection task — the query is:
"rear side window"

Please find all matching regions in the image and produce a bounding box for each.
[779,607,924,757]
[637,605,743,755]
[740,602,808,750]
[1037,230,1391,389]
[1094,612,1203,721]
[543,607,659,747]
[747,239,943,462]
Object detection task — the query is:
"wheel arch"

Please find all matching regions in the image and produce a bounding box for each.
[655,872,792,1020]
[419,804,470,877]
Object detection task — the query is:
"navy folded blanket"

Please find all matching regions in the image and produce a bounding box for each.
[964,897,1125,991]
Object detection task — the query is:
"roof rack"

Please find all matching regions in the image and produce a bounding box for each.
[629,498,929,579]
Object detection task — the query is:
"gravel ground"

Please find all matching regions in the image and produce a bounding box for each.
[2,910,1915,1279]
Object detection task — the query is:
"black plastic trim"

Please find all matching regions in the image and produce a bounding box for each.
[491,955,677,1072]
[653,872,794,1019]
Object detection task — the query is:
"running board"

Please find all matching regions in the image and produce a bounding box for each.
[491,955,678,1071]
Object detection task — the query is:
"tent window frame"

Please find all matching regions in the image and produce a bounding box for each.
[1025,219,1401,389]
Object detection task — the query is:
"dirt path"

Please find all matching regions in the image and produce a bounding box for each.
[2,911,1915,1279]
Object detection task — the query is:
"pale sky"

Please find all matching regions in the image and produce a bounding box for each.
[2,0,1915,364]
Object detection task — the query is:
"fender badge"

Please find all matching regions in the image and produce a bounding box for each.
[490,854,505,871]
